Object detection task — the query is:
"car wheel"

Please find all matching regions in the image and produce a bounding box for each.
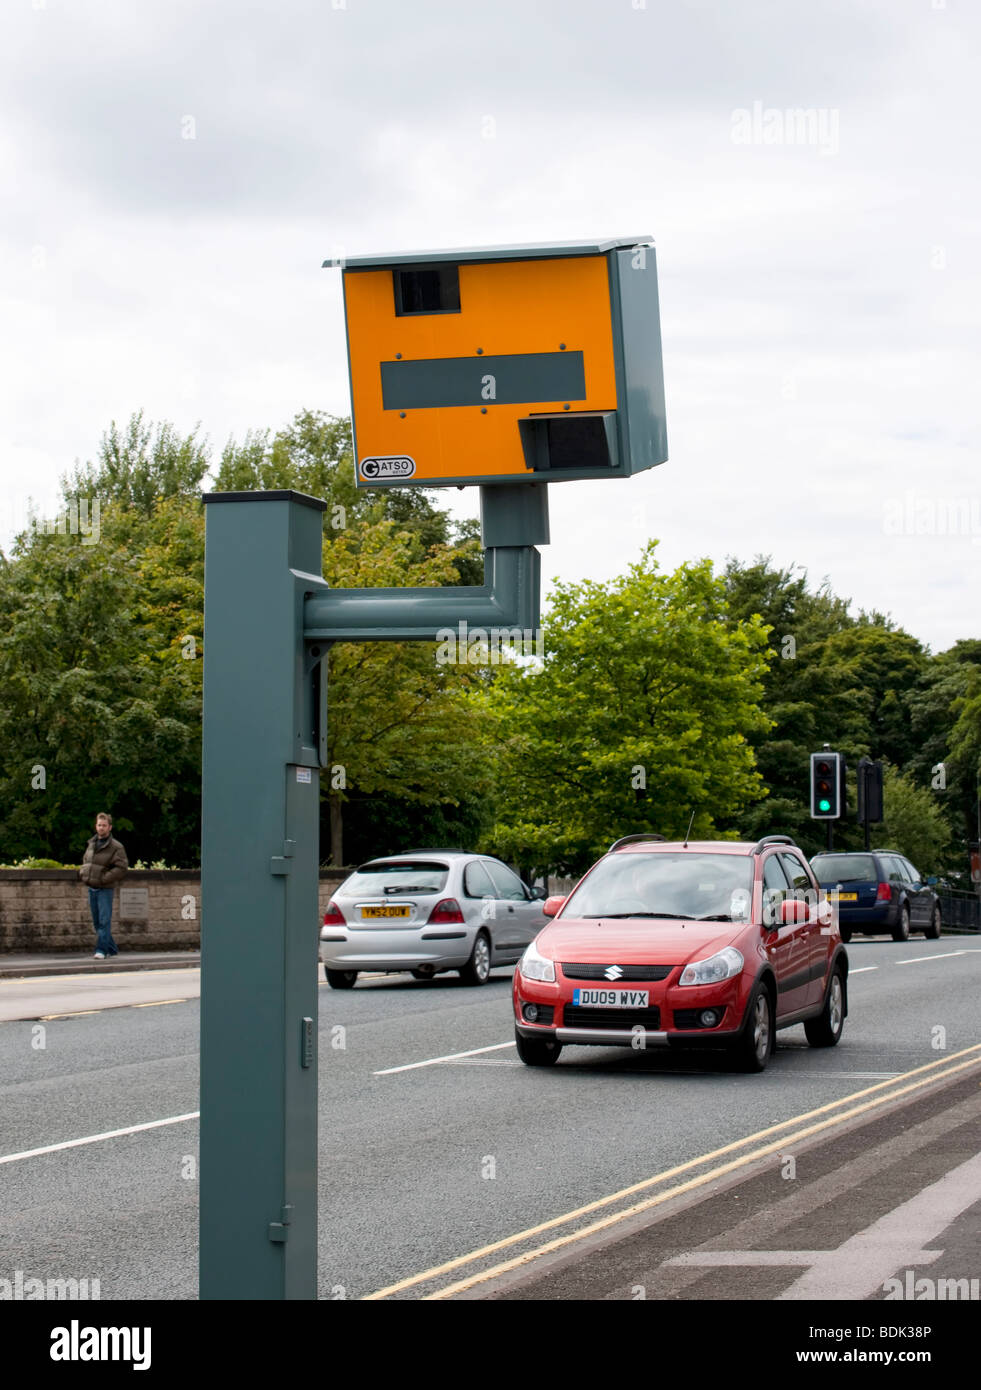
[732,986,773,1073]
[892,904,911,943]
[924,905,942,940]
[515,1029,562,1067]
[459,931,492,986]
[804,967,845,1048]
[838,924,852,943]
[325,968,358,989]
[411,966,437,980]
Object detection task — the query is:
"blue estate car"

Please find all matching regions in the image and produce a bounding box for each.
[809,850,942,943]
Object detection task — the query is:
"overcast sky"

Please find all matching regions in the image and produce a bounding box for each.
[3,0,977,651]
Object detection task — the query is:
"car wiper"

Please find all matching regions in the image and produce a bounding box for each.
[383,886,431,894]
[694,914,732,921]
[597,912,688,919]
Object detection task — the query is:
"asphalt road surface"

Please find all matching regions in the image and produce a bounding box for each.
[1,938,979,1300]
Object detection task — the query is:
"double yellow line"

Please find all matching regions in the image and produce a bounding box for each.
[365,1044,981,1300]
[39,998,190,1019]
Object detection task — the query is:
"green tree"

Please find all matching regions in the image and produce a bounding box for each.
[907,641,981,860]
[0,492,203,865]
[0,409,490,867]
[214,409,483,583]
[820,622,926,768]
[339,791,490,867]
[219,408,488,862]
[945,666,981,855]
[323,518,493,864]
[872,763,950,874]
[721,556,929,857]
[721,557,855,853]
[477,543,771,879]
[62,410,210,514]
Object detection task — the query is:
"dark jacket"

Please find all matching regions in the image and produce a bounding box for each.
[79,835,129,888]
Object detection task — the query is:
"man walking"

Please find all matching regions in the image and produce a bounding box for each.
[79,813,129,959]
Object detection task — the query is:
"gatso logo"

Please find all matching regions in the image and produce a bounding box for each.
[359,456,416,481]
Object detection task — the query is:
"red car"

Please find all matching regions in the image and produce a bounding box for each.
[513,834,848,1072]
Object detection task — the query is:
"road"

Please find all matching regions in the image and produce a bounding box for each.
[0,938,979,1300]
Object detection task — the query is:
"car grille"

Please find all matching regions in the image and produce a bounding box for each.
[561,963,675,982]
[562,1005,661,1030]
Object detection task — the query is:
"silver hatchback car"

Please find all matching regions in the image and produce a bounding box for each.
[320,851,548,989]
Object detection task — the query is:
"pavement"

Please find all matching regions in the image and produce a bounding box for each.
[0,949,200,979]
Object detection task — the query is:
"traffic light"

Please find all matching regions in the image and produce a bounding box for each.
[810,751,843,819]
[856,757,883,824]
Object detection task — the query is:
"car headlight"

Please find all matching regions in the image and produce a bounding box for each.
[679,946,744,987]
[519,940,555,983]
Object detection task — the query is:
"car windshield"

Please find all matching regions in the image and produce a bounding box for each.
[563,852,754,922]
[343,862,449,896]
[811,854,876,884]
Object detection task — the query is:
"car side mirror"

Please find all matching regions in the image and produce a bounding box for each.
[780,898,810,925]
[530,885,548,900]
[543,895,566,917]
[927,876,938,886]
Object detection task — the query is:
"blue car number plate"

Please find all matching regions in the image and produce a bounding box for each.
[573,988,649,1008]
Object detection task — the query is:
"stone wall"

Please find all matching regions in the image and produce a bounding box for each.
[0,870,352,953]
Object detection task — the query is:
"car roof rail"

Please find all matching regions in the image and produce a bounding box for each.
[752,835,797,853]
[607,833,667,853]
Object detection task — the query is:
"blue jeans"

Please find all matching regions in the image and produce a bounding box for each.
[88,887,118,956]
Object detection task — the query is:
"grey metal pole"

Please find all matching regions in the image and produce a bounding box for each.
[198,482,548,1299]
[303,484,549,643]
[199,491,327,1300]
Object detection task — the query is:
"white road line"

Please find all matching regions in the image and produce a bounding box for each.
[0,1112,200,1166]
[849,966,878,974]
[665,1148,981,1301]
[779,1148,981,1299]
[374,1041,516,1075]
[896,950,966,966]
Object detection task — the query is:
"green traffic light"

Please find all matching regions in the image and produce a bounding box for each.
[819,799,831,812]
